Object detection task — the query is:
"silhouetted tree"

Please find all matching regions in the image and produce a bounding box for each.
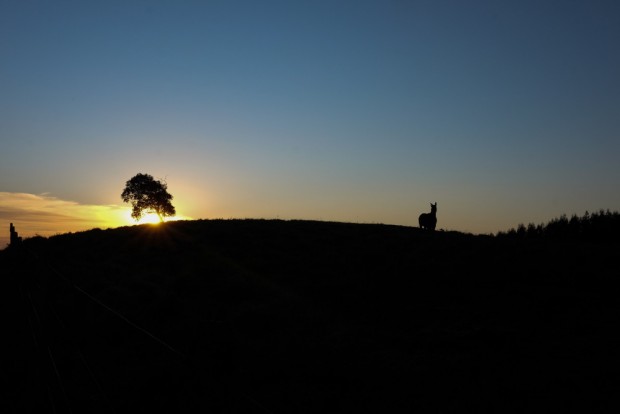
[121,173,176,222]
[496,210,620,243]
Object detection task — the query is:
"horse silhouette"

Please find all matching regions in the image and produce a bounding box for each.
[418,202,437,231]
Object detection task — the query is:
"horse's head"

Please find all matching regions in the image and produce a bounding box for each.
[431,202,437,213]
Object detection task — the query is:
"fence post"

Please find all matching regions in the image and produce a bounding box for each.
[10,223,22,246]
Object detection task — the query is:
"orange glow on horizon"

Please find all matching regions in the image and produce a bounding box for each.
[0,192,195,248]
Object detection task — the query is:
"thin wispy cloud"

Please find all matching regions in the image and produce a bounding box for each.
[0,192,128,248]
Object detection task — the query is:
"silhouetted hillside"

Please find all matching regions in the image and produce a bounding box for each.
[1,219,619,412]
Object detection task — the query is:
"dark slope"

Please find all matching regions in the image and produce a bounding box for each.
[1,219,619,412]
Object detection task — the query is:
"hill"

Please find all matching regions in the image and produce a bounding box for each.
[1,219,619,412]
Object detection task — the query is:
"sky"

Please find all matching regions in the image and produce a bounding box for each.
[1,0,619,247]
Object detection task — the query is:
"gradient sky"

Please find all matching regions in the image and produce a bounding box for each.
[1,0,619,247]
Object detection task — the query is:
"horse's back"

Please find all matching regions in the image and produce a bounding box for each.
[418,212,436,230]
[418,213,427,228]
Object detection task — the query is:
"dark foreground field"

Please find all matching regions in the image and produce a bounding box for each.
[1,219,619,413]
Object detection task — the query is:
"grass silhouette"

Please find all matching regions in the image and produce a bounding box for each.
[1,218,619,412]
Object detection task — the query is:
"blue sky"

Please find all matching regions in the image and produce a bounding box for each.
[1,0,619,245]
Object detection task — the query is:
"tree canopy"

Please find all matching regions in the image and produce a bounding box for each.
[121,173,176,222]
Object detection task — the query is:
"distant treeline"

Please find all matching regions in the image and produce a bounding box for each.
[496,209,620,242]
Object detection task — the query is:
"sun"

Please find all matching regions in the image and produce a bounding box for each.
[122,207,189,226]
[137,213,163,225]
[123,210,162,225]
